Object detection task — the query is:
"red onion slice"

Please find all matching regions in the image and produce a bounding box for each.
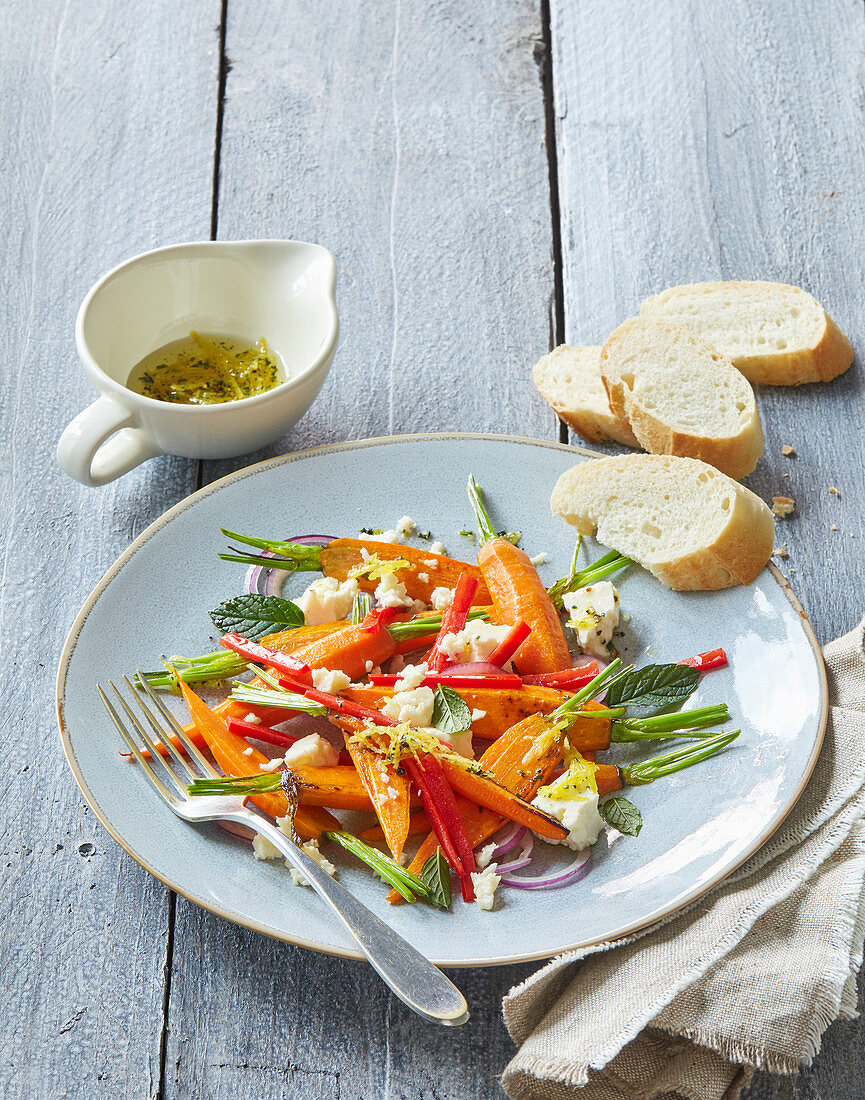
[500,848,591,889]
[487,822,525,860]
[495,853,533,875]
[241,535,335,598]
[494,833,535,874]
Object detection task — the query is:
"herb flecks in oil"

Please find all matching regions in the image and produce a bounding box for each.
[127,332,283,405]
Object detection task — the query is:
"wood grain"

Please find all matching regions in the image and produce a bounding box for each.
[6,0,865,1097]
[200,0,557,486]
[167,0,555,1096]
[549,4,865,1089]
[549,0,865,647]
[0,2,217,1096]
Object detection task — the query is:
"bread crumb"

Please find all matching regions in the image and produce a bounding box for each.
[829,486,840,497]
[782,445,795,457]
[772,496,795,518]
[774,548,788,558]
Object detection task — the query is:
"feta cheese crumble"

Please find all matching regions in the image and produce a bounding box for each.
[438,621,512,665]
[529,552,549,566]
[425,726,473,759]
[471,864,501,910]
[429,586,454,611]
[285,837,337,887]
[532,763,605,850]
[296,576,360,625]
[395,515,416,538]
[283,733,340,768]
[475,842,498,869]
[259,757,284,772]
[417,572,430,584]
[374,571,414,609]
[375,529,402,544]
[252,826,338,886]
[470,708,487,723]
[381,686,436,727]
[312,667,351,694]
[429,541,447,555]
[394,662,429,691]
[562,581,620,658]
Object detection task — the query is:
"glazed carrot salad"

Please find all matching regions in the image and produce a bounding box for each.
[138,476,736,911]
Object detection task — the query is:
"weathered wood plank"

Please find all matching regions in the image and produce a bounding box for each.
[549,1,865,1095]
[0,2,218,1096]
[201,0,557,484]
[549,0,865,646]
[167,1,554,1096]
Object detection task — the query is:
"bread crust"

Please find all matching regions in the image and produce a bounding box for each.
[550,455,774,591]
[640,281,854,386]
[532,345,639,447]
[600,319,764,480]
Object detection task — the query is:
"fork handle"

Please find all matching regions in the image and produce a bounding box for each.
[248,817,469,1026]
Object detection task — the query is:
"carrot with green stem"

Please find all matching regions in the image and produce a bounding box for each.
[467,475,571,674]
[219,533,492,605]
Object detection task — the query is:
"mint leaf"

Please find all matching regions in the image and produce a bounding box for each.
[601,797,642,836]
[420,848,452,909]
[604,663,699,709]
[209,594,304,641]
[431,685,471,734]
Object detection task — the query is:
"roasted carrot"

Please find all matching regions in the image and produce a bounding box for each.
[342,732,411,861]
[467,476,571,674]
[478,539,571,674]
[438,759,568,841]
[360,811,431,843]
[388,710,568,902]
[342,684,611,747]
[178,682,338,839]
[291,765,378,811]
[289,618,397,681]
[319,539,491,604]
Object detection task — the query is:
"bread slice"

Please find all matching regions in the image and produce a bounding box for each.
[599,318,763,479]
[532,345,639,447]
[640,281,853,385]
[550,454,774,590]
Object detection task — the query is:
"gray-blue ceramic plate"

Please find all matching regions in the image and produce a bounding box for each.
[57,435,827,966]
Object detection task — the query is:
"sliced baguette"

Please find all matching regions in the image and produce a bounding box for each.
[532,345,639,447]
[550,454,774,590]
[600,318,763,479]
[640,281,853,385]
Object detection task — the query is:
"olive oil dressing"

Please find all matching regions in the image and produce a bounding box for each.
[127,332,284,405]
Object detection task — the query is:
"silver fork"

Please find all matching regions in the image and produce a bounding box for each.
[98,673,469,1027]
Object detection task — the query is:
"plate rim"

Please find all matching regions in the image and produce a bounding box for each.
[56,432,829,967]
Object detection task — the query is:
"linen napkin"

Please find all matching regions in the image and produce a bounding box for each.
[502,616,865,1100]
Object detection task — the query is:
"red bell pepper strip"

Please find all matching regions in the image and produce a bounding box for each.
[427,573,480,672]
[225,717,300,748]
[360,606,401,633]
[679,648,728,672]
[368,671,523,690]
[521,663,600,689]
[278,674,400,727]
[412,754,477,901]
[402,758,465,875]
[485,620,531,667]
[402,754,476,901]
[219,633,312,681]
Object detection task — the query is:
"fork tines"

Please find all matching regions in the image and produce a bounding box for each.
[97,671,218,807]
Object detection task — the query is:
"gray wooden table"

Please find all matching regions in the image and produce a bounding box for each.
[4,1,864,1097]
